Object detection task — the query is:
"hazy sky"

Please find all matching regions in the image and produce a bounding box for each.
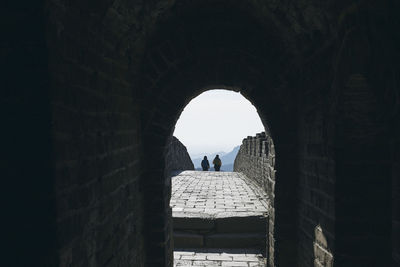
[173,89,264,157]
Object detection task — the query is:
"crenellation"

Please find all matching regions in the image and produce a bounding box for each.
[234,131,276,265]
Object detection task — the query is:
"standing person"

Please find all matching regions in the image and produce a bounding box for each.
[201,156,210,171]
[213,155,222,171]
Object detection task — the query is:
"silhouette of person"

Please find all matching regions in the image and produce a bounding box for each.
[201,156,210,171]
[213,155,222,171]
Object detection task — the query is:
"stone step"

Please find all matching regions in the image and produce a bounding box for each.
[205,232,266,249]
[174,231,266,251]
[173,216,267,233]
[174,231,204,248]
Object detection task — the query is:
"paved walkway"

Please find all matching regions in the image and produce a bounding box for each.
[171,171,268,219]
[174,249,266,267]
[171,171,268,266]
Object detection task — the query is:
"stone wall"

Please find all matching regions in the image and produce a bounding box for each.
[45,1,146,265]
[234,129,336,267]
[165,136,194,175]
[234,132,275,265]
[297,84,335,267]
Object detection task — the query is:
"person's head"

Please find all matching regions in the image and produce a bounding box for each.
[204,156,207,160]
[216,155,219,158]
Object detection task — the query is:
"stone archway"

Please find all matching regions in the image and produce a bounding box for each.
[3,1,399,267]
[139,8,299,266]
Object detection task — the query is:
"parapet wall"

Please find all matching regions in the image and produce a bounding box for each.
[165,136,194,175]
[234,132,275,192]
[234,131,275,264]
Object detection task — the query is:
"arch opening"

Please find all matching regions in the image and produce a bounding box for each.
[173,89,264,165]
[162,88,280,266]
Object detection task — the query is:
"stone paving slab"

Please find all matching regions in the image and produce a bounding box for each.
[171,171,268,219]
[174,249,266,266]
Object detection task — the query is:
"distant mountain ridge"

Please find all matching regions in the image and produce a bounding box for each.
[192,145,240,171]
[220,146,240,166]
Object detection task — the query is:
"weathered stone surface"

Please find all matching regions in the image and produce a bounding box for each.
[171,171,268,219]
[165,136,195,175]
[234,132,276,264]
[171,171,268,256]
[174,249,266,267]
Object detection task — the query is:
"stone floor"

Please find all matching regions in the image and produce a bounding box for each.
[170,171,268,219]
[171,171,268,266]
[174,249,266,267]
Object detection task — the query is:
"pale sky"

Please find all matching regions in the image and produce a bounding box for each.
[173,89,265,157]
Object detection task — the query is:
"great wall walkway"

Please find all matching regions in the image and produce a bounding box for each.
[170,171,269,267]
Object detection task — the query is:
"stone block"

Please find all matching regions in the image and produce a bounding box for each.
[174,231,204,248]
[215,216,267,233]
[205,233,265,250]
[173,217,215,231]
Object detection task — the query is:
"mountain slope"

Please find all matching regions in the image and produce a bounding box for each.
[220,146,240,165]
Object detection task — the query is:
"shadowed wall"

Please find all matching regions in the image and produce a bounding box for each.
[1,0,399,266]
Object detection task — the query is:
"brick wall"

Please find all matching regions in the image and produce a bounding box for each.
[46,1,147,265]
[234,132,276,265]
[297,72,335,267]
[329,5,398,265]
[333,74,392,266]
[233,123,336,267]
